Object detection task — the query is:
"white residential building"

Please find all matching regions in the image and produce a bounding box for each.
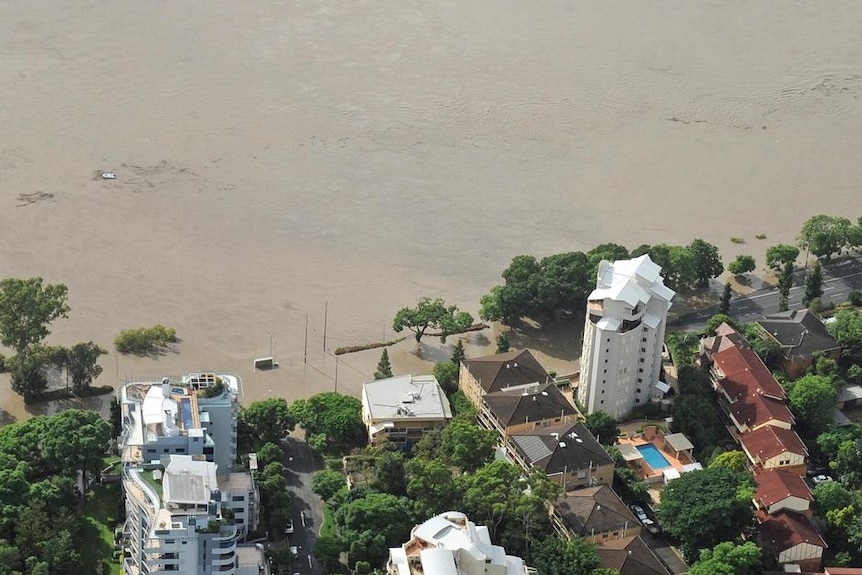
[361,374,453,449]
[387,511,532,575]
[578,255,675,420]
[118,373,264,575]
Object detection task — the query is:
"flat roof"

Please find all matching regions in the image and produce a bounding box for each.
[363,374,453,421]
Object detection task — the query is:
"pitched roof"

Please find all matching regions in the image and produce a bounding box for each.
[713,345,786,400]
[509,421,613,474]
[740,425,808,462]
[754,468,813,509]
[758,310,841,360]
[700,323,751,357]
[553,485,638,537]
[596,535,672,575]
[482,382,577,428]
[757,509,827,553]
[462,349,551,394]
[730,391,795,430]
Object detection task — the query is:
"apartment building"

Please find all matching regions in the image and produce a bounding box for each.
[118,373,263,575]
[578,255,675,420]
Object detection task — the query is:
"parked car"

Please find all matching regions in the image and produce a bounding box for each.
[284,519,294,534]
[812,474,833,484]
[289,546,299,557]
[630,504,648,522]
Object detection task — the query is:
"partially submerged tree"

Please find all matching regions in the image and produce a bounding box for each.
[0,277,70,355]
[392,297,473,343]
[374,348,393,380]
[727,255,756,276]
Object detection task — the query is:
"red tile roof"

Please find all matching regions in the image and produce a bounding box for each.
[754,468,813,509]
[730,391,795,431]
[757,509,826,553]
[741,425,808,463]
[714,345,786,401]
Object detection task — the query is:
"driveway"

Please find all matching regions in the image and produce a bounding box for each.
[279,435,325,575]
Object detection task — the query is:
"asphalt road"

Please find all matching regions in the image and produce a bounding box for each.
[280,436,325,575]
[674,256,862,332]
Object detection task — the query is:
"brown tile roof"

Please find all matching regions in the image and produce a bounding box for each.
[596,535,671,575]
[824,568,862,574]
[741,425,808,463]
[757,509,826,553]
[700,322,750,357]
[754,468,813,509]
[483,382,577,428]
[730,391,795,431]
[553,485,638,538]
[462,349,551,393]
[714,345,786,401]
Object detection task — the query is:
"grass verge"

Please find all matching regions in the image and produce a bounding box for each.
[81,483,123,575]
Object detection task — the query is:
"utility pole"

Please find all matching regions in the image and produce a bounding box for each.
[334,354,339,393]
[322,301,328,353]
[304,313,308,364]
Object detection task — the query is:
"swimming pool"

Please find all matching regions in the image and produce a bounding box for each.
[637,444,672,470]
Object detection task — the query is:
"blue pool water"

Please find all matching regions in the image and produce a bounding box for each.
[181,398,193,429]
[637,444,672,470]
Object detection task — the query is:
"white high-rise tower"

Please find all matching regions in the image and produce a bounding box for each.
[578,255,675,420]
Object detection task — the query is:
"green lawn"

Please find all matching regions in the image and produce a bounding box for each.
[81,483,123,575]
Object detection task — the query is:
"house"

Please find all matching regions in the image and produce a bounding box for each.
[459,349,554,408]
[480,381,578,440]
[757,310,842,379]
[361,374,453,449]
[595,535,672,575]
[578,255,675,420]
[727,391,796,435]
[754,468,814,517]
[757,509,827,573]
[386,511,531,575]
[698,322,751,361]
[739,424,808,474]
[507,421,614,490]
[551,485,641,544]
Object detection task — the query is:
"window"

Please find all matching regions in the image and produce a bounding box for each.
[604,359,608,364]
[607,338,610,343]
[642,337,647,343]
[600,400,604,405]
[636,388,641,393]
[193,437,199,442]
[236,518,244,524]
[639,368,644,373]
[603,369,607,374]
[163,448,169,453]
[641,348,646,353]
[232,496,244,502]
[601,389,605,394]
[602,379,606,384]
[639,358,645,363]
[635,399,640,404]
[165,539,175,545]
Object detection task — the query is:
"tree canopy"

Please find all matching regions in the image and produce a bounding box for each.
[334,492,415,565]
[240,398,296,449]
[392,297,473,343]
[0,278,70,355]
[689,541,762,575]
[289,392,365,450]
[788,374,837,438]
[798,214,854,260]
[766,244,800,271]
[828,309,862,365]
[688,239,724,287]
[803,260,823,307]
[584,411,618,445]
[727,254,756,276]
[657,466,755,561]
[530,536,603,575]
[374,348,393,380]
[440,418,496,472]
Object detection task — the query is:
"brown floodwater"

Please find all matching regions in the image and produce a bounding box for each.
[2,0,862,422]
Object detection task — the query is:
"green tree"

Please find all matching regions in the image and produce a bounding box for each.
[371,450,407,496]
[828,309,862,364]
[432,361,459,396]
[392,297,473,343]
[788,374,837,438]
[587,243,630,270]
[803,260,824,307]
[657,467,755,561]
[0,278,69,355]
[405,458,457,517]
[450,340,466,365]
[335,492,415,565]
[64,341,106,390]
[312,470,346,502]
[646,244,697,290]
[813,480,857,514]
[689,541,762,575]
[255,442,283,469]
[799,214,853,260]
[719,283,732,315]
[240,398,296,448]
[290,393,365,449]
[766,244,800,271]
[39,409,112,489]
[7,347,50,403]
[530,536,600,575]
[374,349,393,380]
[440,418,496,472]
[584,411,618,445]
[708,450,748,473]
[727,254,755,275]
[671,395,721,460]
[688,239,724,287]
[496,332,511,354]
[313,532,344,571]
